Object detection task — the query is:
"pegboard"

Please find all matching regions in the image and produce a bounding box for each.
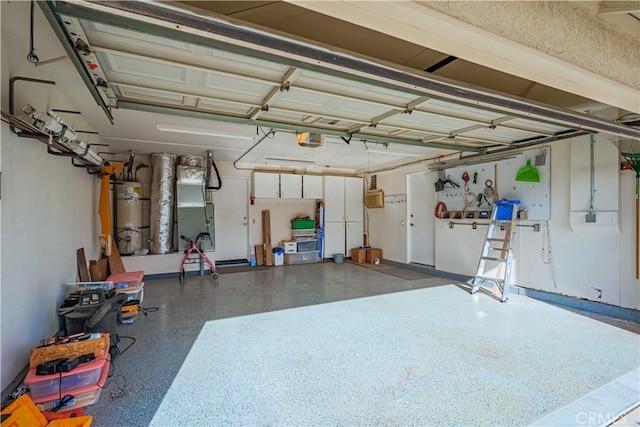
[435,147,550,220]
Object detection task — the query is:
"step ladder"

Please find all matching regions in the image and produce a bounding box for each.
[470,200,520,302]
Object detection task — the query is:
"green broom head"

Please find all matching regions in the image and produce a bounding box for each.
[610,136,640,194]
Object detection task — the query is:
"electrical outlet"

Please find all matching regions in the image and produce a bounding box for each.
[533,223,540,232]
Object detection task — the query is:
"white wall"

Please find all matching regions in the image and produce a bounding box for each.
[368,136,640,310]
[1,26,101,389]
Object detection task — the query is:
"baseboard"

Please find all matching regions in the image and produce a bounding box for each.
[380,260,639,323]
[512,286,640,324]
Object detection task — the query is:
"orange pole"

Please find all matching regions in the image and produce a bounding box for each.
[98,164,124,236]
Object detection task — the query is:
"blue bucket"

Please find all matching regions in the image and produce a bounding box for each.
[333,253,344,264]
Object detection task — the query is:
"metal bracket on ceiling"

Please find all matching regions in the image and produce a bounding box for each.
[38,1,114,124]
[9,76,56,135]
[341,135,352,145]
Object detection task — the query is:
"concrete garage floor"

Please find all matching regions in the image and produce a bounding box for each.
[83,263,639,426]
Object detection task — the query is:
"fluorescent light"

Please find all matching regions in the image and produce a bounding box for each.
[265,157,317,168]
[367,149,424,157]
[156,123,254,140]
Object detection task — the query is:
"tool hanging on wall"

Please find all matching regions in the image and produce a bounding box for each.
[434,174,460,192]
[609,137,640,279]
[478,179,494,207]
[473,172,478,184]
[515,159,541,183]
[434,201,448,219]
[462,192,476,213]
[462,171,470,191]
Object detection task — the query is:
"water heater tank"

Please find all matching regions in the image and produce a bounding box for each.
[115,182,144,255]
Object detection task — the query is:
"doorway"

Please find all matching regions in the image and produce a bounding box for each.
[214,177,249,262]
[407,172,435,266]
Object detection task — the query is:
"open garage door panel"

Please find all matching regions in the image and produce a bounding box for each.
[41,0,639,162]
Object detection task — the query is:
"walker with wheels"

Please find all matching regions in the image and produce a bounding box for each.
[179,232,219,282]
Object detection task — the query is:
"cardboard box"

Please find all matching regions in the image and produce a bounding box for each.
[351,248,367,264]
[88,258,109,281]
[255,245,264,266]
[366,248,382,264]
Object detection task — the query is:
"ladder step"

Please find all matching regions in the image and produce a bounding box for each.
[476,275,504,283]
[481,256,507,262]
[487,238,505,242]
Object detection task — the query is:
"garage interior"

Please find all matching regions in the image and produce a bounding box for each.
[1,1,639,426]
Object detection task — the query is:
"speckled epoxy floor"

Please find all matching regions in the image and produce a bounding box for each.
[83,263,639,426]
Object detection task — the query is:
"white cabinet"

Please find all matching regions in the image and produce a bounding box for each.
[252,172,308,198]
[323,176,364,258]
[346,221,363,252]
[345,177,364,221]
[280,174,302,198]
[302,175,323,199]
[324,222,345,258]
[324,176,346,221]
[253,172,280,198]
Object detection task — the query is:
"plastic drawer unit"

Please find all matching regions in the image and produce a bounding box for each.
[296,240,317,252]
[25,347,110,399]
[32,359,109,412]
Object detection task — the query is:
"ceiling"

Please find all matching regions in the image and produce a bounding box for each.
[2,1,639,173]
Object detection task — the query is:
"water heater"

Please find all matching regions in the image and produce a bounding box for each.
[115,182,144,255]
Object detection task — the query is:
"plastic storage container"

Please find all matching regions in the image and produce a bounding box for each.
[494,200,520,220]
[116,282,144,303]
[291,219,315,229]
[281,241,297,253]
[333,253,344,264]
[284,251,319,265]
[0,395,48,427]
[47,415,93,427]
[32,358,109,412]
[66,282,115,292]
[25,346,110,399]
[296,240,317,252]
[106,271,144,290]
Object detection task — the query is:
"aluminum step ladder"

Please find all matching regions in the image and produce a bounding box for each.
[470,200,520,302]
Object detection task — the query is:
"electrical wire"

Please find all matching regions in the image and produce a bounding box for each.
[542,220,558,288]
[27,1,39,64]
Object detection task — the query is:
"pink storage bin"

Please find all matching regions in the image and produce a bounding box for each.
[32,357,110,412]
[26,346,110,399]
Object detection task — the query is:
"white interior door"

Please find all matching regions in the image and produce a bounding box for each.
[214,177,249,261]
[407,172,435,266]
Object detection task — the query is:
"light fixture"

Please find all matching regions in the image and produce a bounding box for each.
[367,149,424,157]
[265,157,318,168]
[156,123,254,140]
